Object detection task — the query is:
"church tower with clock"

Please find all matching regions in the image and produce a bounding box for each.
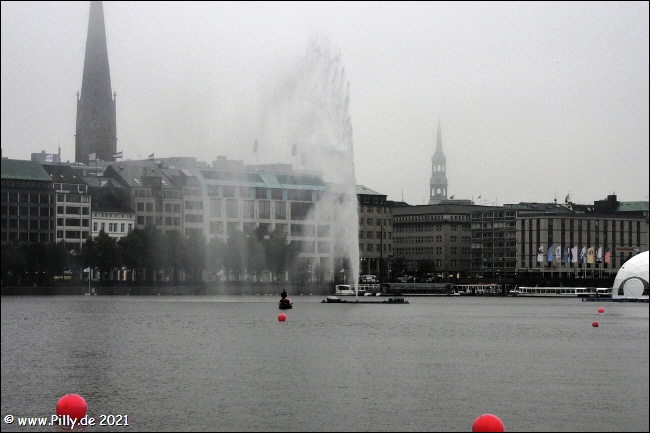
[75,1,117,165]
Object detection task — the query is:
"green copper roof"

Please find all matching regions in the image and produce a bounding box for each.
[616,201,649,212]
[356,185,383,196]
[1,159,52,181]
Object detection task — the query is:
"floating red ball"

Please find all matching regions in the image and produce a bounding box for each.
[278,313,287,322]
[592,321,599,327]
[598,307,605,313]
[472,414,504,432]
[56,394,87,421]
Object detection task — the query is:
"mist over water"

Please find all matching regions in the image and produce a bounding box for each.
[257,39,359,285]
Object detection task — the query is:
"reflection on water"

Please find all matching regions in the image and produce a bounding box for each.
[2,295,648,432]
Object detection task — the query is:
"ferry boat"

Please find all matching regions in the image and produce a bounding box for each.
[334,284,380,296]
[454,283,504,296]
[513,286,599,297]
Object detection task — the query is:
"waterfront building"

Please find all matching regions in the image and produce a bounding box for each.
[75,1,118,165]
[393,204,480,280]
[1,159,56,245]
[101,164,185,235]
[511,196,648,281]
[42,164,91,251]
[186,157,334,280]
[357,185,392,281]
[428,122,448,205]
[83,174,134,240]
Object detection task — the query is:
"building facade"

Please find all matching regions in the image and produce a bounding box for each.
[357,185,393,281]
[393,204,476,280]
[42,164,92,251]
[1,159,56,245]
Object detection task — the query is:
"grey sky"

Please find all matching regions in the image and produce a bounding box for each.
[2,1,648,206]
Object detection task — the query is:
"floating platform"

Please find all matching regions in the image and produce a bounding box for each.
[582,297,648,303]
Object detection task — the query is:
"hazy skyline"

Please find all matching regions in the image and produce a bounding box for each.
[2,1,648,206]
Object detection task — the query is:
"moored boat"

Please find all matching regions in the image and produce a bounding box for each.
[513,286,598,297]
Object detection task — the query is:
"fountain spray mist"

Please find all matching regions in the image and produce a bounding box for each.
[257,38,360,289]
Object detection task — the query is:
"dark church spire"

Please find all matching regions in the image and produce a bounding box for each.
[428,120,448,204]
[75,1,117,165]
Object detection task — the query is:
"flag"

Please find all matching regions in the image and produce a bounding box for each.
[477,195,481,199]
[83,267,90,272]
[580,247,586,263]
[565,194,570,203]
[547,246,553,262]
[571,246,578,263]
[563,247,569,263]
[148,153,154,160]
[45,154,53,163]
[253,140,258,153]
[292,143,297,156]
[555,245,561,263]
[597,247,603,262]
[88,153,97,161]
[537,246,544,263]
[604,248,611,264]
[449,195,455,199]
[587,247,595,264]
[113,151,123,159]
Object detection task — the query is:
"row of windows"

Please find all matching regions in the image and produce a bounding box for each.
[56,218,90,227]
[395,235,468,243]
[56,194,90,203]
[94,213,134,219]
[136,202,182,213]
[394,224,469,232]
[394,214,469,222]
[136,216,181,226]
[56,230,90,240]
[394,246,460,255]
[472,212,516,219]
[2,192,53,204]
[2,219,55,230]
[1,180,52,190]
[54,184,88,194]
[359,218,391,226]
[1,232,54,242]
[93,222,133,233]
[2,206,54,217]
[359,231,391,240]
[359,206,390,214]
[134,189,180,199]
[359,244,392,253]
[56,206,90,215]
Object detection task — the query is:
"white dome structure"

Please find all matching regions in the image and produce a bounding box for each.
[612,251,648,298]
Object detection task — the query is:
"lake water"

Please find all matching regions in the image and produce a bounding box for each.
[1,294,648,432]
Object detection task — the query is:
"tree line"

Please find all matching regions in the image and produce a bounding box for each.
[0,225,319,286]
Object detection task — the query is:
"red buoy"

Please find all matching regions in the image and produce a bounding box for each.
[278,313,287,322]
[592,321,599,327]
[598,307,605,313]
[56,394,87,421]
[472,414,504,432]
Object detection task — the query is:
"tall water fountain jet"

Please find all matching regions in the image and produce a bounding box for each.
[257,39,359,291]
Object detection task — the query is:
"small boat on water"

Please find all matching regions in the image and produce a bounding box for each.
[279,297,293,309]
